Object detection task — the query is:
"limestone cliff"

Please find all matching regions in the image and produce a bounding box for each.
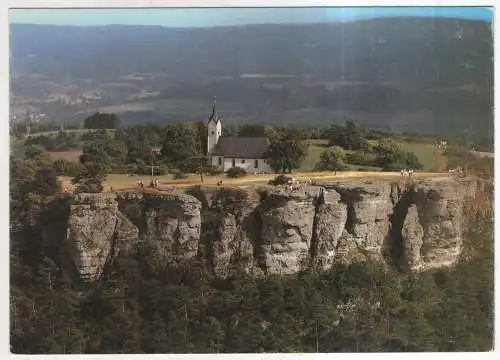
[407,179,464,271]
[143,193,202,260]
[57,176,484,282]
[258,188,319,274]
[401,205,424,270]
[313,189,348,269]
[210,188,260,277]
[64,193,139,283]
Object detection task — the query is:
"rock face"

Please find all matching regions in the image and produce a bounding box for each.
[328,182,395,263]
[259,190,317,274]
[59,176,483,282]
[144,193,202,260]
[64,193,139,283]
[208,187,260,276]
[411,179,464,270]
[401,205,424,270]
[313,190,348,268]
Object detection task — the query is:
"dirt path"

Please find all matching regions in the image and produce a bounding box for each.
[59,171,446,193]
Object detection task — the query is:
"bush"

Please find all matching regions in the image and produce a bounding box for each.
[226,167,247,178]
[172,170,189,180]
[126,163,138,175]
[402,152,423,170]
[268,174,293,185]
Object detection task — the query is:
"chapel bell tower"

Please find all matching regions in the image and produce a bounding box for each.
[206,97,222,155]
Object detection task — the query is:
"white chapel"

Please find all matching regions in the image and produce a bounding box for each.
[206,100,273,173]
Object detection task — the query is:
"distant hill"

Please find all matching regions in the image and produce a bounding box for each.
[9,18,493,139]
[10,18,493,87]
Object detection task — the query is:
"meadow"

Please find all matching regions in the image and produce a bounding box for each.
[300,139,441,172]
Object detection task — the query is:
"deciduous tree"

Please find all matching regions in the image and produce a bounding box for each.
[315,146,346,171]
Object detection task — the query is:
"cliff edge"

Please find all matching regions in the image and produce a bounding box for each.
[54,176,485,283]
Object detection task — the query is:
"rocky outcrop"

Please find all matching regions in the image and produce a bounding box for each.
[258,188,321,274]
[64,193,139,283]
[211,188,259,277]
[58,176,483,282]
[401,205,424,270]
[144,193,202,260]
[411,179,464,270]
[313,190,348,268]
[321,181,395,264]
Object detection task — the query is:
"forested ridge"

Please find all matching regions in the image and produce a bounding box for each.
[10,17,493,137]
[10,18,492,89]
[10,146,494,353]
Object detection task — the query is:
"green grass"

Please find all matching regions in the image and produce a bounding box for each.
[301,139,442,172]
[300,140,329,171]
[367,139,440,171]
[401,142,440,171]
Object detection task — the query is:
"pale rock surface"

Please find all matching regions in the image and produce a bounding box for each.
[65,193,139,282]
[60,176,481,282]
[144,193,202,260]
[313,189,348,268]
[413,179,464,270]
[401,204,425,270]
[259,190,316,274]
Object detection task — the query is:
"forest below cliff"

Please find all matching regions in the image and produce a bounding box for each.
[9,145,494,353]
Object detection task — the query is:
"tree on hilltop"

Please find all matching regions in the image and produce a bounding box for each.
[315,146,346,172]
[265,135,307,174]
[72,141,110,193]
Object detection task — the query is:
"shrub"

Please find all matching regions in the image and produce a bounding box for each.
[226,167,247,178]
[402,152,423,170]
[268,174,293,186]
[126,163,138,175]
[172,170,189,180]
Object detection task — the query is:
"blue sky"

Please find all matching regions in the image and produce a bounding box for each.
[9,7,493,27]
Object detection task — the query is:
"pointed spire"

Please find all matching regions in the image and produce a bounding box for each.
[208,96,218,124]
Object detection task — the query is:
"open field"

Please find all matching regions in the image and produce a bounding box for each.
[402,142,440,170]
[302,139,442,172]
[59,170,445,193]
